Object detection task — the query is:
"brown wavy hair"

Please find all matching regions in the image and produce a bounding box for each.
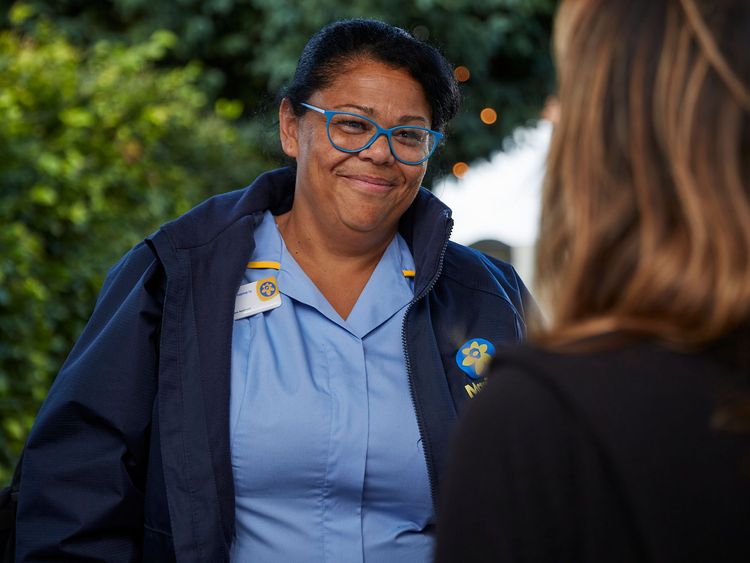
[535,0,750,348]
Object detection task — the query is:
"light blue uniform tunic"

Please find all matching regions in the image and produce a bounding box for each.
[230,211,434,562]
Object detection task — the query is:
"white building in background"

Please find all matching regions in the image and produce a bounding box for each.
[434,120,552,291]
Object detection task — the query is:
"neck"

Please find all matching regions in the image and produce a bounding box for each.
[275,203,397,268]
[275,207,397,319]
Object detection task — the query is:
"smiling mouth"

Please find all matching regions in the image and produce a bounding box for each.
[343,174,396,189]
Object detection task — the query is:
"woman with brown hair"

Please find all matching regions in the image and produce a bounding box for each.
[436,0,750,561]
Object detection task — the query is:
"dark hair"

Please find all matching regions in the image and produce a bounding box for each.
[282,19,460,133]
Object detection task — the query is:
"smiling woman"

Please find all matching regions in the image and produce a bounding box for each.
[277,59,436,316]
[14,19,534,563]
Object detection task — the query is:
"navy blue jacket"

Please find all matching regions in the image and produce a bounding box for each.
[16,168,532,562]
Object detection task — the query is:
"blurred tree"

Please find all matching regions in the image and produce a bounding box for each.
[0,8,273,479]
[5,0,556,178]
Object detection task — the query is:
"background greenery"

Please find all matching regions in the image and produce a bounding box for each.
[0,0,556,480]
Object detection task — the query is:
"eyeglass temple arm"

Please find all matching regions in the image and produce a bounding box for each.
[299,102,326,114]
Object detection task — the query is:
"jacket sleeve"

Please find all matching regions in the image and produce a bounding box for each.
[513,267,542,334]
[15,241,165,562]
[482,254,542,335]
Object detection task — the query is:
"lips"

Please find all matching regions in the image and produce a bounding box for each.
[341,173,397,190]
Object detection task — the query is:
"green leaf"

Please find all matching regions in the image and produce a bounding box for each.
[214,98,243,120]
[29,184,58,206]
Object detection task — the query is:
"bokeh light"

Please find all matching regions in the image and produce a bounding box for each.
[454,66,471,82]
[452,162,469,178]
[480,108,497,125]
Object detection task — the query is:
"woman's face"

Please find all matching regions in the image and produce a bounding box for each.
[279,58,432,239]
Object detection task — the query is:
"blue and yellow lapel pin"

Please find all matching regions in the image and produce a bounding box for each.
[456,338,495,379]
[257,277,279,301]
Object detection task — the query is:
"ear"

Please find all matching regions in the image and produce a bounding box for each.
[279,98,300,158]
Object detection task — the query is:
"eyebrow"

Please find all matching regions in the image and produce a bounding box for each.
[333,103,429,125]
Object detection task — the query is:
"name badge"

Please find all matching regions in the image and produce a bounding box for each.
[234,276,282,320]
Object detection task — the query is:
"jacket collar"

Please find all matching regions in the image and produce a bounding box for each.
[398,187,454,297]
[161,166,453,295]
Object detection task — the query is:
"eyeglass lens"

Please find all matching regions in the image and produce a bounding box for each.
[327,113,436,163]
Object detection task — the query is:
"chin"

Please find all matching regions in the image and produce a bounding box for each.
[340,213,394,235]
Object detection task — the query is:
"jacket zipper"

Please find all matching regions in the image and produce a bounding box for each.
[401,214,453,511]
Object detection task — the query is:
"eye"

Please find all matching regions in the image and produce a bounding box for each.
[393,128,426,145]
[331,115,373,134]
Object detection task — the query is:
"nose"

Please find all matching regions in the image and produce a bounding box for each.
[358,133,395,165]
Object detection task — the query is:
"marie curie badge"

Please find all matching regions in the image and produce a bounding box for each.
[234,276,281,320]
[456,338,495,380]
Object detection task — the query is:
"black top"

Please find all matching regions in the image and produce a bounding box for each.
[436,331,750,563]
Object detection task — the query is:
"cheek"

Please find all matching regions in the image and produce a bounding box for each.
[393,167,426,212]
[295,119,330,160]
[297,127,319,158]
[405,165,427,191]
[300,132,350,169]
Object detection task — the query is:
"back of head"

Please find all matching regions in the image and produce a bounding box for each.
[537,0,750,347]
[282,19,460,133]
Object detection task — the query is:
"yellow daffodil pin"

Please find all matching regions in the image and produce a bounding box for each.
[455,338,495,380]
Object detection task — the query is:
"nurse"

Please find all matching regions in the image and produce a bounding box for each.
[16,19,532,562]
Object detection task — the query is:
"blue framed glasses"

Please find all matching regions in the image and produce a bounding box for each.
[300,102,443,165]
